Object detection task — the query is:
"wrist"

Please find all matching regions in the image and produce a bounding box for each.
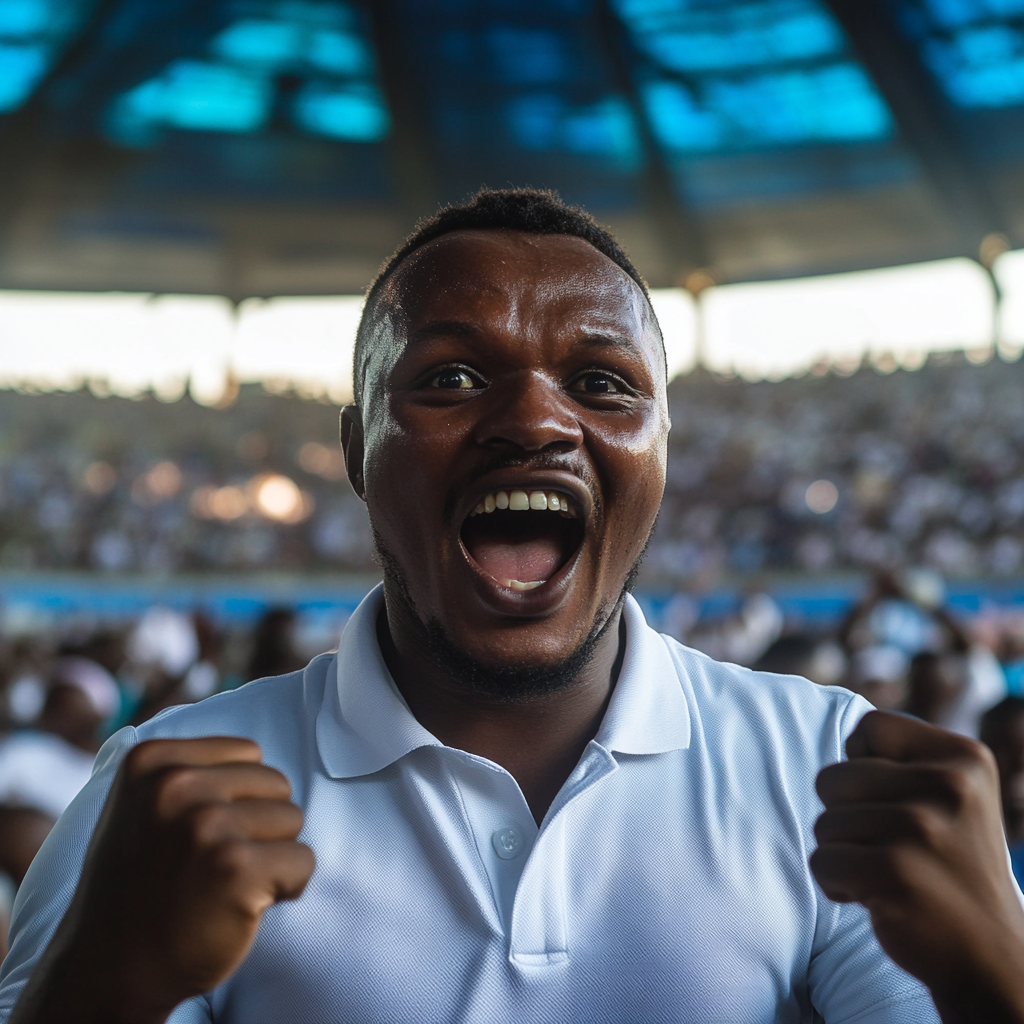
[928,944,1024,1024]
[10,924,181,1024]
[932,986,1024,1024]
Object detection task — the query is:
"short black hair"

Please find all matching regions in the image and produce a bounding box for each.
[351,186,656,410]
[981,695,1024,742]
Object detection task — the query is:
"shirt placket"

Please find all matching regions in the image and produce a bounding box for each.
[447,742,620,968]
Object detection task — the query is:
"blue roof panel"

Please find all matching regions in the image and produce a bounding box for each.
[103,0,389,147]
[615,0,895,152]
[398,0,646,209]
[0,0,96,113]
[899,0,1024,109]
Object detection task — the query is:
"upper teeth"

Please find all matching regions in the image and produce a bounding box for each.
[469,489,575,517]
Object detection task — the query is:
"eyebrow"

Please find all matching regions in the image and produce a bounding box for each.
[411,321,643,352]
[572,332,643,353]
[408,320,482,343]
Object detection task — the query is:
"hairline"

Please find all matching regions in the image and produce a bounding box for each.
[352,226,664,411]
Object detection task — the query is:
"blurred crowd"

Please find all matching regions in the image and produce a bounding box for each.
[669,567,1024,902]
[649,351,1024,584]
[2,351,1024,581]
[0,601,339,954]
[0,567,1022,955]
[0,385,374,574]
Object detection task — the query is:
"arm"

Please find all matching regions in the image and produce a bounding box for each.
[9,737,314,1024]
[811,711,1024,1023]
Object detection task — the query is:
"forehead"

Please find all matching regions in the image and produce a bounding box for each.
[386,229,653,337]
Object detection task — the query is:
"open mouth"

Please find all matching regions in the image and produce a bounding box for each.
[460,488,585,592]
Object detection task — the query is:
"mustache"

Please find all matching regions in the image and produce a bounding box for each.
[443,452,599,523]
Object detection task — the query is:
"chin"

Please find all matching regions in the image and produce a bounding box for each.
[421,599,619,703]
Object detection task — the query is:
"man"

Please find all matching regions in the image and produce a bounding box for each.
[2,188,1024,1022]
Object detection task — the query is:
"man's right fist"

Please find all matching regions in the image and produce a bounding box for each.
[12,737,315,1024]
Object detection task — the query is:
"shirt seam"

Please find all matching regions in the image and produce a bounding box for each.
[810,692,865,956]
[827,987,937,1023]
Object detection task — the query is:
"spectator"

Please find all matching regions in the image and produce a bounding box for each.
[752,635,847,685]
[980,696,1024,889]
[246,607,304,681]
[847,645,908,711]
[906,651,968,726]
[0,656,120,956]
[0,656,119,818]
[839,570,1006,735]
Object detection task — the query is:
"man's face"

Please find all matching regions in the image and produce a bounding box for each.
[348,229,669,677]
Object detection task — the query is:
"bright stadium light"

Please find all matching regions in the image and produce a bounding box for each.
[0,291,233,400]
[648,289,698,379]
[700,257,996,380]
[233,295,363,403]
[0,258,1007,399]
[993,247,1024,357]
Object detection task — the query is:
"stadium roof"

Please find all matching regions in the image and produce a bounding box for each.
[2,0,1024,297]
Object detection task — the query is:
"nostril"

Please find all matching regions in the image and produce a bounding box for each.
[474,378,584,452]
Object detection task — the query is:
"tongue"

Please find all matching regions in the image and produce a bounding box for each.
[468,536,563,583]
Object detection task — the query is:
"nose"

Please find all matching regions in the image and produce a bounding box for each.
[474,371,584,454]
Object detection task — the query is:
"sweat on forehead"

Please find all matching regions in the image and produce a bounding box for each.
[351,186,661,410]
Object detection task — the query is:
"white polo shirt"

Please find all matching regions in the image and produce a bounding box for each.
[0,588,938,1023]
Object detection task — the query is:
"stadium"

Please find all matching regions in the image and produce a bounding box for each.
[3,0,1024,1019]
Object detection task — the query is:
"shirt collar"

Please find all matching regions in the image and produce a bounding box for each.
[592,593,691,757]
[315,586,690,780]
[316,586,441,779]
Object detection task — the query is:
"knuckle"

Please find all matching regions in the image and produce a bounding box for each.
[189,802,233,844]
[280,802,304,834]
[209,838,256,878]
[123,740,167,780]
[902,804,942,846]
[815,763,849,803]
[261,767,292,799]
[154,766,205,817]
[931,765,973,809]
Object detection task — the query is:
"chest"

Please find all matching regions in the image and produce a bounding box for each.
[213,755,817,1023]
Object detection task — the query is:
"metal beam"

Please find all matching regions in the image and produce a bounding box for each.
[366,0,442,224]
[0,0,233,275]
[593,0,710,278]
[824,0,1012,254]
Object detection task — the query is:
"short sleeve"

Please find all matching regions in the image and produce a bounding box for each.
[806,695,940,1023]
[0,726,140,1022]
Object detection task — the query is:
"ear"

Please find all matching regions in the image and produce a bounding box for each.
[340,405,366,501]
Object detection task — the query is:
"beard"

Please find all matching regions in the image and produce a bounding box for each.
[370,522,653,704]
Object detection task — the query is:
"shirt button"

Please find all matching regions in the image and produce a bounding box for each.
[492,827,523,859]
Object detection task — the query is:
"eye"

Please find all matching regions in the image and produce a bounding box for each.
[571,371,624,394]
[429,368,478,390]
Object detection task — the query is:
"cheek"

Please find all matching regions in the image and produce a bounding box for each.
[360,404,466,534]
[594,411,668,499]
[588,417,667,555]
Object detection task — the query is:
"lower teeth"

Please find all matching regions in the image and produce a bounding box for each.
[506,579,545,591]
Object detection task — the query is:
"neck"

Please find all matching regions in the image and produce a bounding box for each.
[376,598,626,825]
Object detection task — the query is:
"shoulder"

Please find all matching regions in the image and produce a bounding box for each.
[661,633,870,765]
[133,653,334,779]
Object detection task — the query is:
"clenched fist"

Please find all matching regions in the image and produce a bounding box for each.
[11,737,315,1024]
[811,711,1024,1023]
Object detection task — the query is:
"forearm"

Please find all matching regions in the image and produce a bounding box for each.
[9,906,177,1024]
[932,985,1024,1024]
[927,943,1024,1024]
